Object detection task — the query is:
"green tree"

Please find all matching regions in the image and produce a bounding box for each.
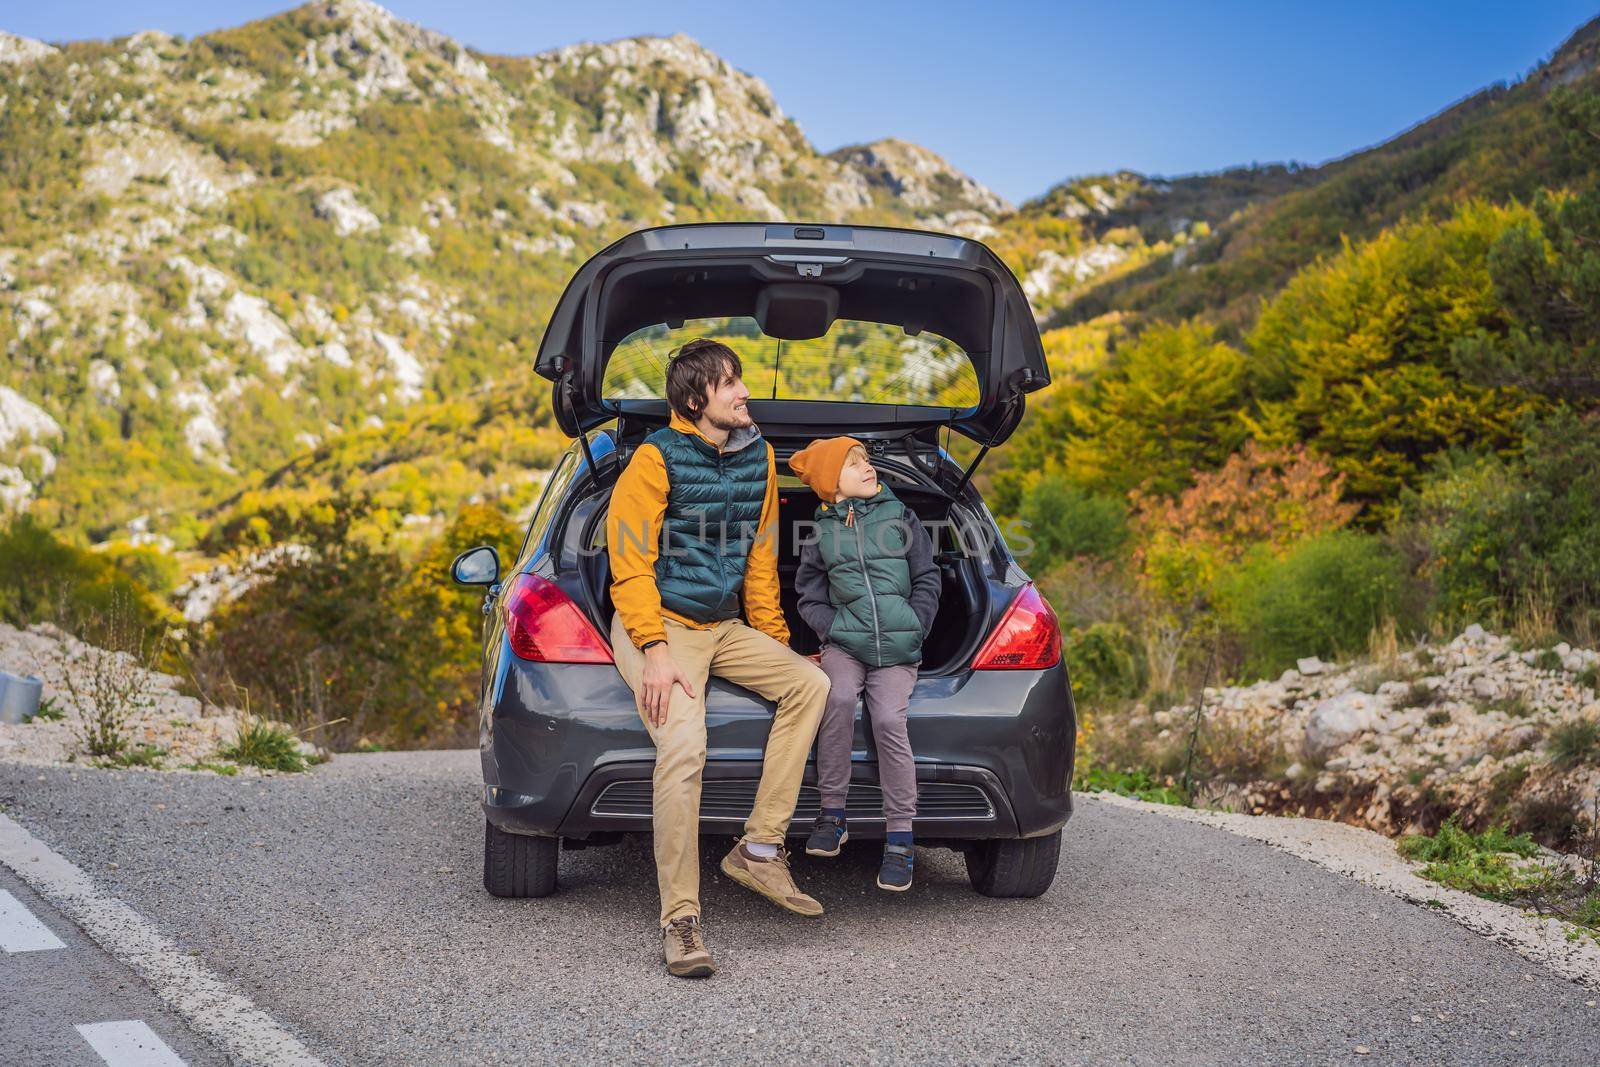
[0,517,171,644]
[1216,531,1411,680]
[1453,90,1600,406]
[1247,201,1542,514]
[1402,409,1600,637]
[999,323,1249,506]
[1016,474,1129,573]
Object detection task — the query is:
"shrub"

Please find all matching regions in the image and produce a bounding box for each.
[46,594,164,760]
[1063,622,1145,707]
[1215,531,1410,680]
[1075,764,1186,806]
[201,496,516,749]
[1547,719,1600,768]
[1016,474,1128,572]
[1399,816,1540,863]
[0,516,170,643]
[1402,681,1440,708]
[221,720,308,773]
[99,542,181,597]
[1402,410,1600,640]
[1131,442,1356,609]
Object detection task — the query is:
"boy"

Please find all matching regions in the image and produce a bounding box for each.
[790,437,941,890]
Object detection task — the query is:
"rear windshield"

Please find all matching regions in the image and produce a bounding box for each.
[603,316,980,408]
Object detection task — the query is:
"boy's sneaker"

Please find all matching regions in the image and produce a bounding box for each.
[877,844,914,892]
[805,814,848,857]
[662,916,715,978]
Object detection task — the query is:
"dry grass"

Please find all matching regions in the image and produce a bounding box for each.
[46,594,166,760]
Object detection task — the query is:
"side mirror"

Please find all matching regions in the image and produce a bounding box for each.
[451,545,500,586]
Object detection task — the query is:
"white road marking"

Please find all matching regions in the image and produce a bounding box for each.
[0,885,66,951]
[0,813,326,1066]
[76,1020,187,1067]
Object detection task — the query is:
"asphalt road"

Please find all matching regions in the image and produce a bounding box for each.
[1,751,1596,1066]
[1,865,229,1066]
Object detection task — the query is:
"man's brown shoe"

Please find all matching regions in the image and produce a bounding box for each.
[662,916,716,978]
[720,842,824,916]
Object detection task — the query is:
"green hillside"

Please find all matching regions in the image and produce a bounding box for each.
[1055,19,1600,333]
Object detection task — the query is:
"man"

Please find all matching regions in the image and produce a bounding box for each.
[606,337,830,979]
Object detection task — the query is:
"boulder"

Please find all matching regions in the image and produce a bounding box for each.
[1305,691,1380,759]
[1297,656,1328,676]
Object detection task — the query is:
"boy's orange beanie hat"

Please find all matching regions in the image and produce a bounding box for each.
[788,436,862,504]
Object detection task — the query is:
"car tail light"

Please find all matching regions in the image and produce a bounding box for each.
[972,584,1061,670]
[503,573,614,663]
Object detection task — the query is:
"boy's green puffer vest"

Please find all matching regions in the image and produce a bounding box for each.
[813,486,923,666]
[646,423,769,624]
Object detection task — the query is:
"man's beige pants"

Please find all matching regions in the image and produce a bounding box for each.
[610,615,828,926]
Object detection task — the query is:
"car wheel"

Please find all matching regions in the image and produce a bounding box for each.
[966,830,1061,897]
[483,818,559,898]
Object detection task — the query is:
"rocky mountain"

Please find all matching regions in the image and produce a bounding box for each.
[0,1,1044,544]
[3,1,1597,550]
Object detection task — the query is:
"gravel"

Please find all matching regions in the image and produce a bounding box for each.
[2,751,1598,1065]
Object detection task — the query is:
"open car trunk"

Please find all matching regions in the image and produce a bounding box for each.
[573,471,992,676]
[536,223,1050,451]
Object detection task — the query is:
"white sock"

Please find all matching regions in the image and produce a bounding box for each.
[746,841,778,859]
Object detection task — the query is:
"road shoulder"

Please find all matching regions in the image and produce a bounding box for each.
[1085,790,1600,987]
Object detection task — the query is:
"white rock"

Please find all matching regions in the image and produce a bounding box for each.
[221,293,305,376]
[388,226,432,258]
[1305,692,1379,759]
[0,31,58,66]
[0,465,35,511]
[0,387,62,450]
[1022,245,1128,303]
[1297,657,1328,676]
[1470,674,1500,701]
[87,361,122,404]
[313,188,381,236]
[372,330,424,402]
[559,200,609,228]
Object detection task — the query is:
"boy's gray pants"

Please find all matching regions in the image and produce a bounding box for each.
[816,646,919,833]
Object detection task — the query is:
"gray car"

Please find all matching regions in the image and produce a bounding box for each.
[452,223,1076,900]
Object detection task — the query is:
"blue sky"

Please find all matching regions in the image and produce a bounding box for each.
[6,2,1597,203]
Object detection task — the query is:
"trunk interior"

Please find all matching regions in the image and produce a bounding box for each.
[576,477,992,675]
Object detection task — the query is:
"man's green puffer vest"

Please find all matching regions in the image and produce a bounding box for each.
[813,486,923,666]
[647,423,769,624]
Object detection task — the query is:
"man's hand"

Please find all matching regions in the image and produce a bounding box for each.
[639,643,696,727]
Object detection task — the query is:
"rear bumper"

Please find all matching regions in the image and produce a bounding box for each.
[480,638,1075,841]
[487,760,1033,841]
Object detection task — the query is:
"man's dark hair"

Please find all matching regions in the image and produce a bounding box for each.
[665,338,742,421]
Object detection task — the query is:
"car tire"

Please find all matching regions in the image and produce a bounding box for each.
[966,830,1061,897]
[483,819,559,898]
